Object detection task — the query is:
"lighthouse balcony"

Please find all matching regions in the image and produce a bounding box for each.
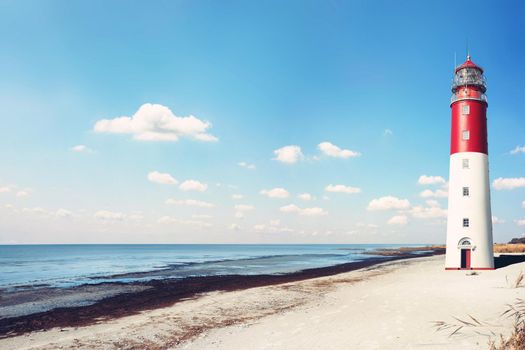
[450,92,488,105]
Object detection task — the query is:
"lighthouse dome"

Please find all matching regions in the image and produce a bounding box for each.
[455,55,484,73]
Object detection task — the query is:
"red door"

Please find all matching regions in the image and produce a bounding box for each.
[461,249,471,269]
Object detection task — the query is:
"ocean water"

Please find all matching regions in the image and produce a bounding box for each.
[0,244,422,290]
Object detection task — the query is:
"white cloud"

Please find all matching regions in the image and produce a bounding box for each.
[383,129,393,136]
[94,103,217,142]
[318,142,361,159]
[157,216,174,224]
[71,144,94,153]
[56,208,72,218]
[128,213,144,221]
[297,193,314,201]
[419,189,448,198]
[417,175,446,185]
[273,145,303,164]
[279,204,327,216]
[147,171,178,185]
[158,216,212,228]
[234,204,254,218]
[492,216,505,224]
[510,146,525,155]
[522,200,525,209]
[94,210,125,221]
[260,188,289,199]
[0,186,11,193]
[253,222,294,233]
[165,199,214,208]
[325,184,361,195]
[234,204,255,211]
[192,214,213,219]
[356,222,379,229]
[515,219,525,226]
[387,215,408,225]
[279,204,300,213]
[367,196,410,211]
[425,199,440,208]
[300,207,328,216]
[238,162,256,170]
[493,177,525,190]
[409,205,447,219]
[16,190,30,198]
[179,180,208,192]
[22,207,48,216]
[19,206,123,222]
[230,223,241,230]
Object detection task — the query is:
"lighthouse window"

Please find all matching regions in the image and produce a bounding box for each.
[462,159,469,169]
[462,130,470,140]
[462,105,470,115]
[463,187,470,196]
[463,218,470,227]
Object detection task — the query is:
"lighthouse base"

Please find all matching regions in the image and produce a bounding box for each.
[445,152,494,270]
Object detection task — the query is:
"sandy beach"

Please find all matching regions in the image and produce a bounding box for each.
[1,254,523,350]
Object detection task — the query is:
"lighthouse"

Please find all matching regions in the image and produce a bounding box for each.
[445,55,494,270]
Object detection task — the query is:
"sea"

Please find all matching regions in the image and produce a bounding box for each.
[0,244,424,291]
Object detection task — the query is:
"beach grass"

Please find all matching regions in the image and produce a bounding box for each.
[494,244,525,254]
[434,298,525,349]
[507,271,525,289]
[489,299,525,349]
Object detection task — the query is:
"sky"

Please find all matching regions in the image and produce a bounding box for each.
[0,0,524,244]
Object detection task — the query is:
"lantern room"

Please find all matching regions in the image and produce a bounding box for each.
[451,56,488,105]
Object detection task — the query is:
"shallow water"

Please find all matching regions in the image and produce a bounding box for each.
[0,244,424,290]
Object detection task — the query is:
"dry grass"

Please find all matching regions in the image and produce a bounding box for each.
[488,299,525,350]
[432,314,494,337]
[505,271,524,289]
[494,244,525,254]
[512,271,524,289]
[434,299,525,349]
[488,321,525,350]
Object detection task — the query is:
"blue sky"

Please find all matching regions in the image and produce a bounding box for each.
[0,0,523,244]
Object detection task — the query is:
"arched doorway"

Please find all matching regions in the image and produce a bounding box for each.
[458,238,473,269]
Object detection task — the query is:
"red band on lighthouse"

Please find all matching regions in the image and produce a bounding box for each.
[450,100,488,155]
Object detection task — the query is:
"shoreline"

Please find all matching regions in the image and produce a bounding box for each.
[0,249,444,338]
[1,252,523,349]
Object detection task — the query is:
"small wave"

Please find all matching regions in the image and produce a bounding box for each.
[97,252,353,280]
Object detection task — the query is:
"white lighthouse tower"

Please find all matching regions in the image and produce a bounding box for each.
[445,55,494,270]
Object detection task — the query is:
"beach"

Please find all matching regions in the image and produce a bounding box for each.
[0,244,435,334]
[1,253,523,350]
